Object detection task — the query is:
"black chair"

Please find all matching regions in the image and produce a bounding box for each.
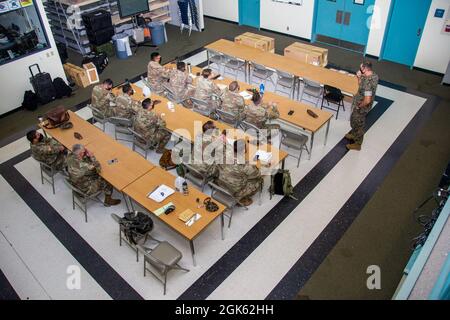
[321,85,345,119]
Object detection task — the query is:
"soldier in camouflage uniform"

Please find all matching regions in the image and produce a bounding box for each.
[168,62,195,104]
[27,130,66,170]
[133,98,170,153]
[345,62,379,150]
[244,90,280,129]
[147,52,171,94]
[66,144,121,206]
[190,121,225,178]
[194,69,222,113]
[114,83,141,120]
[91,79,114,117]
[219,81,245,122]
[217,139,262,207]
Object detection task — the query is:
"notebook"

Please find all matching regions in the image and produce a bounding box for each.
[148,184,174,203]
[254,150,273,163]
[178,209,195,222]
[217,83,227,90]
[154,202,174,217]
[239,91,253,100]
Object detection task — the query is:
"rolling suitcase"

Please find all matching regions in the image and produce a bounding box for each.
[29,64,56,104]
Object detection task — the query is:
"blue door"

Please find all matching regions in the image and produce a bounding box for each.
[314,0,374,50]
[239,0,260,29]
[381,0,432,67]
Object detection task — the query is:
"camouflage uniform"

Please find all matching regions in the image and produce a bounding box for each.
[217,162,262,201]
[220,88,245,121]
[30,137,66,170]
[133,108,171,150]
[114,93,141,119]
[190,128,224,178]
[244,101,280,129]
[168,69,195,101]
[147,61,171,93]
[194,77,222,112]
[349,73,379,145]
[66,153,113,196]
[91,85,114,117]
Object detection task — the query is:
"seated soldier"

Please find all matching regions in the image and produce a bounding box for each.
[217,139,262,206]
[190,120,226,178]
[194,68,222,113]
[220,81,245,121]
[114,83,141,119]
[147,52,171,94]
[27,130,66,170]
[66,144,121,206]
[168,61,195,106]
[133,98,170,153]
[91,79,114,117]
[244,90,280,130]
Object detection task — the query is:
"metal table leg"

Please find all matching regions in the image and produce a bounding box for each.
[220,213,224,240]
[122,192,130,212]
[190,240,196,266]
[245,61,249,83]
[206,50,210,68]
[309,132,315,160]
[324,119,331,146]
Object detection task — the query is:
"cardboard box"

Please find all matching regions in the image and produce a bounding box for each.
[83,62,99,85]
[63,63,90,88]
[235,32,275,53]
[284,42,328,67]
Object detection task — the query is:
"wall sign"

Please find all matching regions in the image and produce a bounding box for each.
[435,8,445,18]
[442,6,450,35]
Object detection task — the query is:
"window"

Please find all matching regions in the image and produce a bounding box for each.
[0,0,49,65]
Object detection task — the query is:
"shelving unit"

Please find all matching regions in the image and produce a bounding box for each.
[44,0,171,55]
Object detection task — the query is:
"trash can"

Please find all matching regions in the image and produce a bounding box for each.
[148,22,166,46]
[112,33,131,60]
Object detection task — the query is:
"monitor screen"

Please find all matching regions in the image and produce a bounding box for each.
[117,0,149,19]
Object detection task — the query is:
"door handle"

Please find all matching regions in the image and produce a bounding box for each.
[343,12,351,26]
[417,28,422,36]
[336,10,343,24]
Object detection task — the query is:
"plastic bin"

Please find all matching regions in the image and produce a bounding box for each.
[148,22,166,46]
[112,33,131,60]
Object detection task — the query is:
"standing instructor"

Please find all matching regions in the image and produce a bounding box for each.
[346,61,379,151]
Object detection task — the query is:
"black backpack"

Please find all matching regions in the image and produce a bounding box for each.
[119,212,153,245]
[270,169,297,200]
[53,77,72,99]
[82,52,108,74]
[22,90,38,111]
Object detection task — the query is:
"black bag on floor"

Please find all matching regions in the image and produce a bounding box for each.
[82,52,108,74]
[56,42,68,63]
[22,90,38,111]
[53,77,72,99]
[270,169,297,200]
[119,212,153,245]
[29,64,56,104]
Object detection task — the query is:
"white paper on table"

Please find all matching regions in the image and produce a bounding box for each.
[239,91,253,100]
[189,74,197,79]
[217,84,227,90]
[254,150,272,163]
[148,184,175,202]
[185,213,202,227]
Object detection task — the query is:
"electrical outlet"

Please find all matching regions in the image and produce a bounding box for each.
[287,26,290,31]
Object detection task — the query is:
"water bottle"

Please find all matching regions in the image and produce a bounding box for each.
[182,181,189,196]
[259,83,265,96]
[187,63,192,74]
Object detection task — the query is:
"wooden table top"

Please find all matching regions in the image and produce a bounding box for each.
[205,39,358,96]
[86,135,155,191]
[123,167,226,241]
[42,111,106,149]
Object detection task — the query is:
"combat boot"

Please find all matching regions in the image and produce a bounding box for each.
[345,133,355,140]
[346,143,361,151]
[104,195,121,206]
[239,197,253,207]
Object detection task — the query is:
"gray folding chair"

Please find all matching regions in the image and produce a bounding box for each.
[207,49,225,73]
[250,62,275,87]
[141,75,164,95]
[275,70,296,98]
[299,79,323,106]
[223,54,246,80]
[183,163,211,192]
[209,181,239,228]
[240,120,267,144]
[108,116,133,141]
[279,129,310,167]
[128,128,155,159]
[191,97,216,117]
[216,108,239,128]
[111,213,158,262]
[38,160,61,194]
[88,104,108,132]
[162,82,189,105]
[138,242,189,295]
[64,178,103,223]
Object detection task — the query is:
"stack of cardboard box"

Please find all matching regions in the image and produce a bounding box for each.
[284,42,328,67]
[234,32,275,53]
[63,63,91,88]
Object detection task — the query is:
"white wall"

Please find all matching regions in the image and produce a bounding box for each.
[0,0,66,115]
[260,0,314,39]
[203,0,238,22]
[366,0,391,57]
[414,0,450,73]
